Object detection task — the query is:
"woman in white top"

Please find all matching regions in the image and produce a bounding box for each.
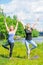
[2,18,18,58]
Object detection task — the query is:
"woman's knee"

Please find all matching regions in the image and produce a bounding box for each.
[31,40,37,47]
[34,43,37,48]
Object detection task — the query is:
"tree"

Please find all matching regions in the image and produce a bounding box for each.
[32,29,39,37]
[13,15,17,20]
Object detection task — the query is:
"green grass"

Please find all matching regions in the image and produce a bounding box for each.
[0,41,43,65]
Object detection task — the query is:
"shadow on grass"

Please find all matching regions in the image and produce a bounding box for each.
[14,55,27,59]
[0,54,39,60]
[0,54,8,58]
[0,54,26,59]
[14,55,39,60]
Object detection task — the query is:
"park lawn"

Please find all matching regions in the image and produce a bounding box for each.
[0,41,43,65]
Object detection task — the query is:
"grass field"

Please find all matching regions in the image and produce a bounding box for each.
[0,41,43,65]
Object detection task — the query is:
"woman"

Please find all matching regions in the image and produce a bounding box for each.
[2,18,18,58]
[21,20,38,59]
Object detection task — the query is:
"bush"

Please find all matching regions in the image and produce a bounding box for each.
[0,32,5,40]
[32,29,39,37]
[0,13,25,39]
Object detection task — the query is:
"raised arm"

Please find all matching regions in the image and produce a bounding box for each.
[16,19,25,29]
[4,18,9,32]
[20,21,25,29]
[32,18,39,29]
[14,21,18,33]
[32,23,37,29]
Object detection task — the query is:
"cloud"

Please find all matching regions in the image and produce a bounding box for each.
[0,0,43,31]
[0,0,43,24]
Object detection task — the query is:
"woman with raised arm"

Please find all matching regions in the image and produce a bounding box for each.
[2,18,18,58]
[21,19,38,59]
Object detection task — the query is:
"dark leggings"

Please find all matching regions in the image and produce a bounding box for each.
[2,41,14,57]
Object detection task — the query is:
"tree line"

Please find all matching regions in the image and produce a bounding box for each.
[0,12,39,40]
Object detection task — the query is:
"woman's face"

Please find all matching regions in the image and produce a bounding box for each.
[26,23,30,29]
[27,24,30,28]
[10,26,14,31]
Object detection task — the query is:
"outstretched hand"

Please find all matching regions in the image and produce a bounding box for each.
[32,18,39,29]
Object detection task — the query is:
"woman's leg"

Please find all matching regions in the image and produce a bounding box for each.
[2,42,9,50]
[29,40,37,50]
[25,40,30,58]
[9,43,14,58]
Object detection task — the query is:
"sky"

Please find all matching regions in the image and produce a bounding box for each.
[0,0,43,31]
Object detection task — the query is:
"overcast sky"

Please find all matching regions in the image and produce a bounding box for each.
[0,0,43,31]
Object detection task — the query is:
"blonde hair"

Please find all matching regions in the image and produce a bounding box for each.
[10,25,14,31]
[25,23,30,29]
